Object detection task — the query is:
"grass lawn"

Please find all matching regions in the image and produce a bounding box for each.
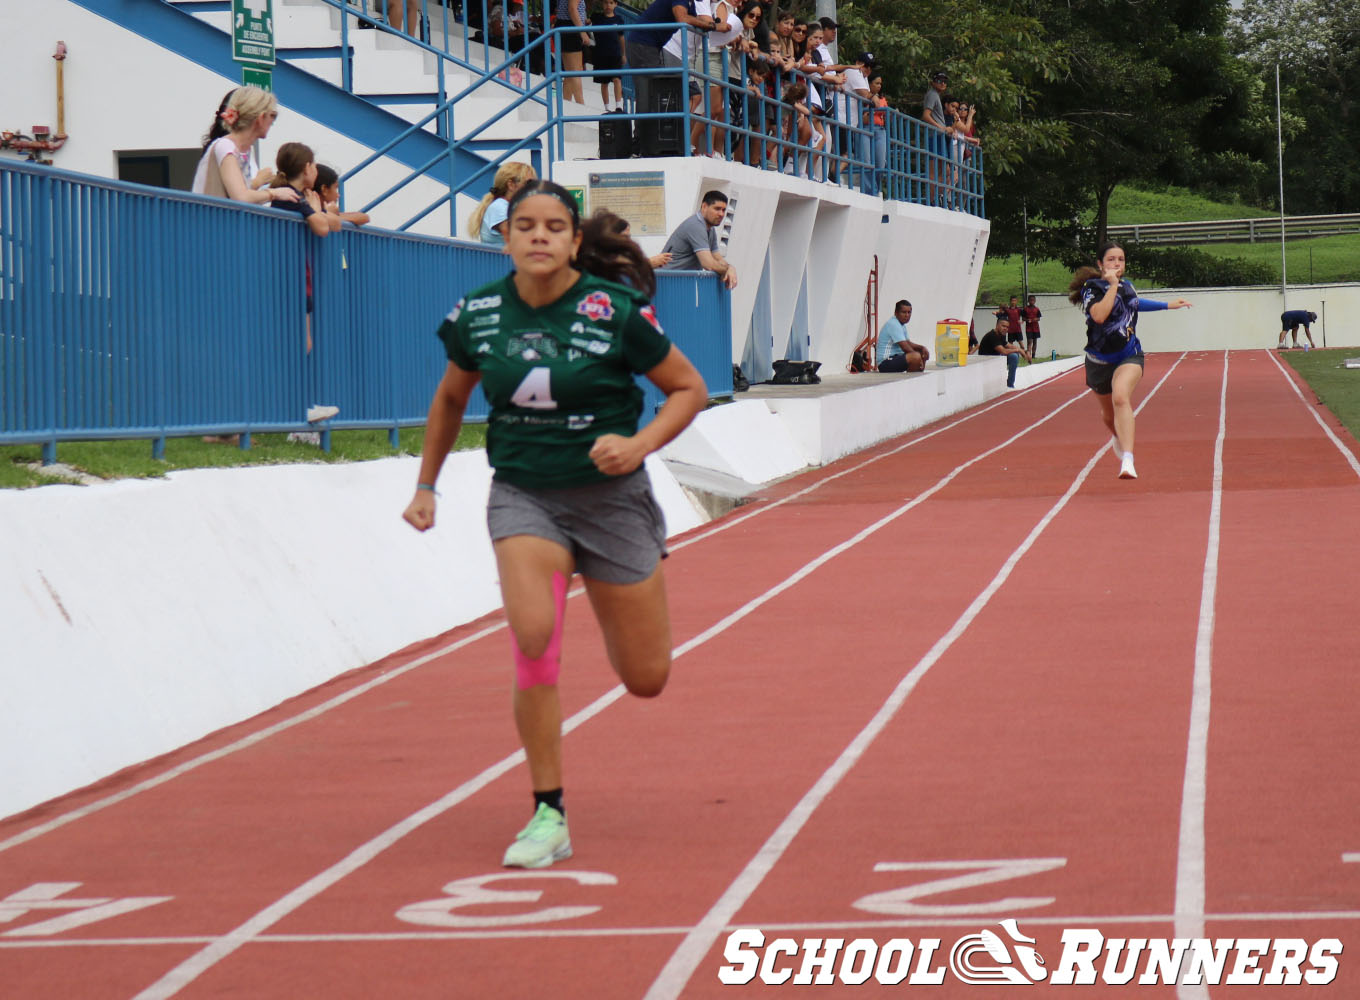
[0,425,487,490]
[1280,348,1360,434]
[1101,185,1273,224]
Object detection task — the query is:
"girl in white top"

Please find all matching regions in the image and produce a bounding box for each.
[191,87,299,207]
[663,0,715,85]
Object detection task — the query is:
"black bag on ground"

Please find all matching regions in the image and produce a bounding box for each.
[732,364,750,392]
[849,347,871,373]
[770,359,821,385]
[599,115,634,159]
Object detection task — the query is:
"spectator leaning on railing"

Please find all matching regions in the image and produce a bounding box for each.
[268,142,344,439]
[660,189,738,289]
[468,161,538,245]
[625,0,717,131]
[313,164,371,229]
[864,72,888,194]
[192,87,299,208]
[770,9,797,69]
[920,69,950,206]
[841,51,873,190]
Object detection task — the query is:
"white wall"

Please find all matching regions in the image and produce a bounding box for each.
[975,284,1360,357]
[0,452,707,821]
[878,200,990,353]
[1,356,1044,821]
[553,158,991,376]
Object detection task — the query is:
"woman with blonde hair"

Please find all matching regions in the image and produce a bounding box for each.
[191,86,299,206]
[468,161,538,245]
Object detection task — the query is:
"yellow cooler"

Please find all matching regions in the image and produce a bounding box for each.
[935,318,969,367]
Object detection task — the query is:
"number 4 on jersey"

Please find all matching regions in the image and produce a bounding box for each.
[510,367,557,410]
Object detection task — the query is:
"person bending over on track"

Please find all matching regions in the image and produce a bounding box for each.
[1069,241,1191,481]
[1278,309,1318,351]
[402,180,708,869]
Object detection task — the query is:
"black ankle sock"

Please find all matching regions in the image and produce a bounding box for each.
[534,788,564,816]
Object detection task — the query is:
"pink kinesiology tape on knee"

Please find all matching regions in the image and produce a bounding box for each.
[514,571,567,690]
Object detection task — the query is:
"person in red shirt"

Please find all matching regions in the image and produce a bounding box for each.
[1022,294,1042,357]
[994,296,1023,345]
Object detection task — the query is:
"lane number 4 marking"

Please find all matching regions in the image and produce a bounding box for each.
[0,882,172,937]
[396,871,617,928]
[853,858,1067,916]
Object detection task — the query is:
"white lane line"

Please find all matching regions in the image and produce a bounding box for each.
[668,372,1078,554]
[5,907,1360,950]
[643,357,1190,1000]
[127,390,1093,1000]
[1175,351,1229,1000]
[1266,349,1360,478]
[0,377,1072,854]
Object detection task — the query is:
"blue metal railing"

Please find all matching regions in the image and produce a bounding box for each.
[309,1,983,222]
[0,161,734,462]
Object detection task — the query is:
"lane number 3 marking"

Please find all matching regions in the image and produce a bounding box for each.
[396,871,617,928]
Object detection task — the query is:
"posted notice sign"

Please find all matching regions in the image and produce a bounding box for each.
[232,0,275,66]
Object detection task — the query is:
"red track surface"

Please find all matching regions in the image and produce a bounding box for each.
[3,350,1358,998]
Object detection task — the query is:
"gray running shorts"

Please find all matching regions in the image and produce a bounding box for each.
[487,469,668,584]
[1085,353,1144,396]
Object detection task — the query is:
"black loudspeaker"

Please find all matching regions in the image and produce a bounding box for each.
[637,76,684,157]
[598,115,634,159]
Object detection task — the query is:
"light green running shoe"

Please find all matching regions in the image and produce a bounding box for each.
[502,803,572,869]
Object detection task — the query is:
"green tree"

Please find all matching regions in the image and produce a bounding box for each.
[838,0,1268,261]
[1230,0,1360,213]
[1018,0,1258,260]
[835,0,1072,245]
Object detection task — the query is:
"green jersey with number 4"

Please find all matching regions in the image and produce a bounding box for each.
[439,272,673,489]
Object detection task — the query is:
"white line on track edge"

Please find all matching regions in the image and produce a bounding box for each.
[642,356,1191,1000]
[1266,349,1360,479]
[3,907,1360,950]
[0,373,1072,855]
[1174,351,1228,1000]
[127,379,1096,1000]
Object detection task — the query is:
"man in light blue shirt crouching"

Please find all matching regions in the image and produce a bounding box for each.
[876,299,930,372]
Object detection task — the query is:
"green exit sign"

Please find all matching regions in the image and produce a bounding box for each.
[232,0,275,66]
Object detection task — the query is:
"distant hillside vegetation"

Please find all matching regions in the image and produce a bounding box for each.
[981,186,1359,300]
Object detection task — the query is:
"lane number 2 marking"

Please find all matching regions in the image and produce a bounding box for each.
[853,858,1067,916]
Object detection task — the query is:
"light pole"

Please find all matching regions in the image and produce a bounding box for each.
[1276,61,1286,311]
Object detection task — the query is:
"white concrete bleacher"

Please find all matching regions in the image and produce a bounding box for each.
[0,357,1081,822]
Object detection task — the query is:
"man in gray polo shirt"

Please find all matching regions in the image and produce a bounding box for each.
[660,190,738,289]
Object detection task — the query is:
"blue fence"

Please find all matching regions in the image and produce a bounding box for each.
[304,0,985,224]
[0,161,733,462]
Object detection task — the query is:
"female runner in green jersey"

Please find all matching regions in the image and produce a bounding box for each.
[403,181,708,868]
